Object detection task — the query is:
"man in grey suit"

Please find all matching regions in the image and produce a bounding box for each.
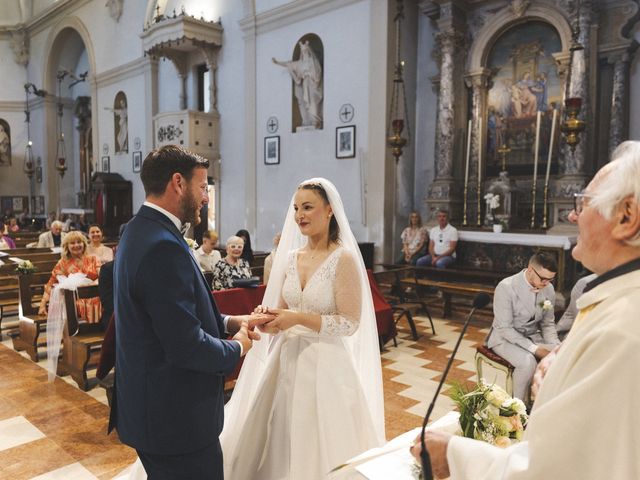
[486,252,561,401]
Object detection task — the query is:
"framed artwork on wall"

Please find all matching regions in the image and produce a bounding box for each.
[336,125,356,158]
[102,156,110,173]
[264,136,280,165]
[133,151,142,173]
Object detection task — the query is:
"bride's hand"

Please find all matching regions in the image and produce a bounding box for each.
[262,308,298,331]
[253,304,269,314]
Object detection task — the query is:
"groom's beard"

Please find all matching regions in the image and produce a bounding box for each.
[179,189,202,226]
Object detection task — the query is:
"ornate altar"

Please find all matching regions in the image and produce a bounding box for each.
[422,0,639,231]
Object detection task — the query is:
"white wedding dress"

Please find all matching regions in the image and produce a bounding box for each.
[222,247,380,479]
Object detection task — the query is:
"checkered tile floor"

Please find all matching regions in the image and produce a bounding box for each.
[0,311,499,478]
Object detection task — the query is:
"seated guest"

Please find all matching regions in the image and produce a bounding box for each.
[38,231,101,321]
[485,252,561,401]
[195,230,222,271]
[235,228,254,266]
[212,235,252,291]
[397,211,428,265]
[86,224,114,265]
[37,220,66,247]
[556,273,598,341]
[0,228,16,249]
[76,213,89,233]
[7,217,19,233]
[416,209,458,269]
[263,232,281,285]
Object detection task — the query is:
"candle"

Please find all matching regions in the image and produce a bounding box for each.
[464,119,472,187]
[478,116,483,186]
[532,110,541,186]
[544,109,557,186]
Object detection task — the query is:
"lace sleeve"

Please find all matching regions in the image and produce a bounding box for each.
[319,250,361,337]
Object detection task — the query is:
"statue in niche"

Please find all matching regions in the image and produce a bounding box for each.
[105,92,128,153]
[273,40,323,130]
[0,121,11,166]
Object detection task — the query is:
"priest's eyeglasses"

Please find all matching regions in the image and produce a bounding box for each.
[573,192,595,215]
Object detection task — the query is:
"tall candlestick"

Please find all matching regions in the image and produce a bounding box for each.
[477,116,483,227]
[531,110,541,228]
[544,109,557,186]
[542,108,558,229]
[463,119,472,226]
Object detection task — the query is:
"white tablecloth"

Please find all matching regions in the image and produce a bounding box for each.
[458,231,576,250]
[332,411,460,480]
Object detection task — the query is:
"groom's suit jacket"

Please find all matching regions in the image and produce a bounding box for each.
[112,205,241,455]
[486,270,560,352]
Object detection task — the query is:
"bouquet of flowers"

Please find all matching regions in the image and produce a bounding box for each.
[449,381,528,448]
[184,238,198,250]
[15,260,37,275]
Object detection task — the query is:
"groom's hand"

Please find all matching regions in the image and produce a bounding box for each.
[232,321,256,356]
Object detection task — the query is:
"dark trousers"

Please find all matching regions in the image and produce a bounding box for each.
[137,440,223,480]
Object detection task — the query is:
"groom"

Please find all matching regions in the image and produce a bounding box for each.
[112,145,258,479]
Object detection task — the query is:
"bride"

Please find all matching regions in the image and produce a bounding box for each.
[116,178,385,479]
[221,178,385,478]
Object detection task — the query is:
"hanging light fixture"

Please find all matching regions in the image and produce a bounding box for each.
[23,84,35,178]
[55,71,67,177]
[560,0,585,152]
[387,0,411,163]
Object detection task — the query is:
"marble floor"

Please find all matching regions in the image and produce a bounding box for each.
[0,311,493,479]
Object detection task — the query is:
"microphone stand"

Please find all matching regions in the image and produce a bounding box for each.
[420,293,491,479]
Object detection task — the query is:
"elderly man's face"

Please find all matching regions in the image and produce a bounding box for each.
[570,170,613,275]
[51,224,62,235]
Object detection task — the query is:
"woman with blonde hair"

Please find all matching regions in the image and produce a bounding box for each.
[38,230,101,322]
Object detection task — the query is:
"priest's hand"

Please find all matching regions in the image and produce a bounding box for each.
[410,430,451,479]
[531,343,562,400]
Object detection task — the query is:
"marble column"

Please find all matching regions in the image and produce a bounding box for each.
[551,1,593,231]
[425,27,466,219]
[559,0,592,177]
[609,52,630,154]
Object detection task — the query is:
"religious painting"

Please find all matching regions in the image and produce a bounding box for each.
[0,119,11,166]
[336,125,356,158]
[486,21,563,177]
[110,91,128,153]
[264,136,280,165]
[132,151,142,173]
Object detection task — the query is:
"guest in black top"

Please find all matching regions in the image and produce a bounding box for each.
[235,229,254,265]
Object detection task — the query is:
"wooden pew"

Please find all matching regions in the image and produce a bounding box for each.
[15,272,51,360]
[62,285,104,391]
[0,259,58,276]
[400,271,495,319]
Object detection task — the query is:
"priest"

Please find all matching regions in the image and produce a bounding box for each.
[412,140,640,479]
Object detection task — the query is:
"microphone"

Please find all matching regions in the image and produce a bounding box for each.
[420,293,491,479]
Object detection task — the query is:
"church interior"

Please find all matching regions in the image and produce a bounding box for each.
[1,0,639,478]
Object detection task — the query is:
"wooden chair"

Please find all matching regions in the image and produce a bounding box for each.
[62,285,104,391]
[475,345,515,397]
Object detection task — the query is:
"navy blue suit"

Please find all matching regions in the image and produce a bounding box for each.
[113,205,240,477]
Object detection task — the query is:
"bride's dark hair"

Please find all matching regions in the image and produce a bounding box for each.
[299,182,340,245]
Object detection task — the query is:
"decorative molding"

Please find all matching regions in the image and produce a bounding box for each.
[466,4,573,72]
[106,0,124,22]
[0,101,27,112]
[94,57,148,88]
[9,28,29,65]
[509,0,531,18]
[238,0,362,36]
[24,0,93,37]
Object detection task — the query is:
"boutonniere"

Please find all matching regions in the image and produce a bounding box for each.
[538,299,553,311]
[185,238,198,250]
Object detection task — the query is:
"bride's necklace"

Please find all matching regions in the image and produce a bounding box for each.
[308,245,326,260]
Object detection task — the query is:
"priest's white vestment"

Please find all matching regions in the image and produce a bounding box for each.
[447,269,640,480]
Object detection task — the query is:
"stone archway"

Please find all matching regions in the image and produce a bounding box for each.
[41,17,97,214]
